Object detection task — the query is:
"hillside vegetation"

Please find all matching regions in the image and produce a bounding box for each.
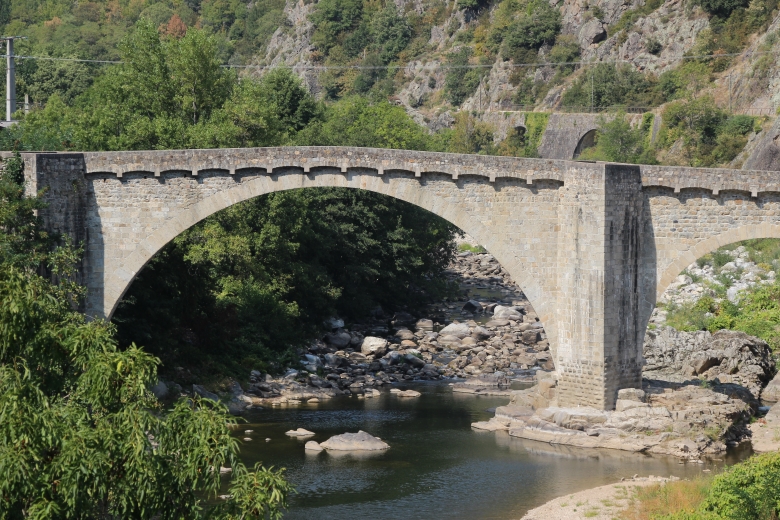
[2,0,780,165]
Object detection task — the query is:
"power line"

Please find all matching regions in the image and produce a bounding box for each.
[0,49,773,70]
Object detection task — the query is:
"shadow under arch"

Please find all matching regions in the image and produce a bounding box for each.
[655,223,780,301]
[572,129,597,159]
[100,170,559,354]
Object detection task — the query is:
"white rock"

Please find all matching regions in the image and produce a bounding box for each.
[305,440,323,451]
[361,336,389,356]
[286,428,316,437]
[320,430,390,451]
[439,322,471,338]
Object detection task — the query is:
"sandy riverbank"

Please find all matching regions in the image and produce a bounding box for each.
[520,476,676,520]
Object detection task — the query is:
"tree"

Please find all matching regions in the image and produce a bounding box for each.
[295,96,430,150]
[502,0,561,54]
[578,113,655,164]
[370,3,411,63]
[0,156,292,518]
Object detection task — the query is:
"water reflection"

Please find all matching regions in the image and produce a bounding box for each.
[233,382,748,520]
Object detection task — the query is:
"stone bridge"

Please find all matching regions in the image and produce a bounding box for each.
[19,147,780,410]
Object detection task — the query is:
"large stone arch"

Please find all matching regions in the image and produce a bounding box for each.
[96,169,561,353]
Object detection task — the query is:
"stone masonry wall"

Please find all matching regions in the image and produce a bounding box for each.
[22,146,780,409]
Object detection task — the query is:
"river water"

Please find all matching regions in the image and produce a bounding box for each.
[234,382,750,519]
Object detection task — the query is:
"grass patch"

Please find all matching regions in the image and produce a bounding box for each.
[619,478,711,520]
[458,243,487,254]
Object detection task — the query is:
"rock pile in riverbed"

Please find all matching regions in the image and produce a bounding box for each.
[476,376,755,459]
[644,327,775,400]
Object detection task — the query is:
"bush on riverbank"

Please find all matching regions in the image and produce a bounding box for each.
[622,452,780,520]
[0,156,292,518]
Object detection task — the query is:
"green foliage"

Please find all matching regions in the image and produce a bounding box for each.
[444,47,486,107]
[661,452,780,520]
[295,96,431,150]
[561,64,659,109]
[0,156,292,519]
[660,96,756,166]
[458,243,488,253]
[371,3,412,63]
[311,0,364,52]
[1,21,322,152]
[579,113,656,163]
[501,0,561,59]
[699,0,750,17]
[448,112,496,154]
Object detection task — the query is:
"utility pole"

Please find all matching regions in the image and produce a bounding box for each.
[2,36,25,123]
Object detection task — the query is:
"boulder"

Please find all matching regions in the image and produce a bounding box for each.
[492,305,523,320]
[404,353,426,368]
[305,440,324,451]
[193,384,219,402]
[326,317,345,330]
[286,428,315,437]
[439,322,471,338]
[391,312,416,327]
[325,332,352,348]
[320,430,389,451]
[644,328,775,399]
[151,380,168,399]
[397,389,421,397]
[462,300,482,313]
[416,318,434,329]
[762,371,780,402]
[361,337,388,357]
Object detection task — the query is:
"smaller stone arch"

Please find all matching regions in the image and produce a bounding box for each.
[572,129,597,159]
[655,223,780,301]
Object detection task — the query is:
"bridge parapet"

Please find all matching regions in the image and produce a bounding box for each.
[81,147,569,185]
[640,164,780,197]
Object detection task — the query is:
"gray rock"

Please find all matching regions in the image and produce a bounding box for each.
[462,300,482,313]
[326,317,345,330]
[762,371,780,402]
[325,332,352,348]
[644,327,775,399]
[229,380,244,396]
[151,380,168,399]
[320,430,390,451]
[193,384,219,402]
[493,305,523,320]
[439,322,471,338]
[416,319,434,329]
[404,353,426,368]
[578,18,607,46]
[304,354,322,368]
[361,336,389,357]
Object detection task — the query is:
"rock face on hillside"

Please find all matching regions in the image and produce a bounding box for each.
[643,327,775,400]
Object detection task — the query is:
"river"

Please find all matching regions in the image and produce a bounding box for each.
[233,381,750,519]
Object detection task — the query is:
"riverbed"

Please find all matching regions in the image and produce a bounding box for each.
[233,382,750,519]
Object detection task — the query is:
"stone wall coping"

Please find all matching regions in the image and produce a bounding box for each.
[17,147,780,196]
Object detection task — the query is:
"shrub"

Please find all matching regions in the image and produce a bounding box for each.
[501,0,561,58]
[444,47,486,106]
[699,0,750,17]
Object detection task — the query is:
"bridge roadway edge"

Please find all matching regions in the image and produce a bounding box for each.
[15,146,780,410]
